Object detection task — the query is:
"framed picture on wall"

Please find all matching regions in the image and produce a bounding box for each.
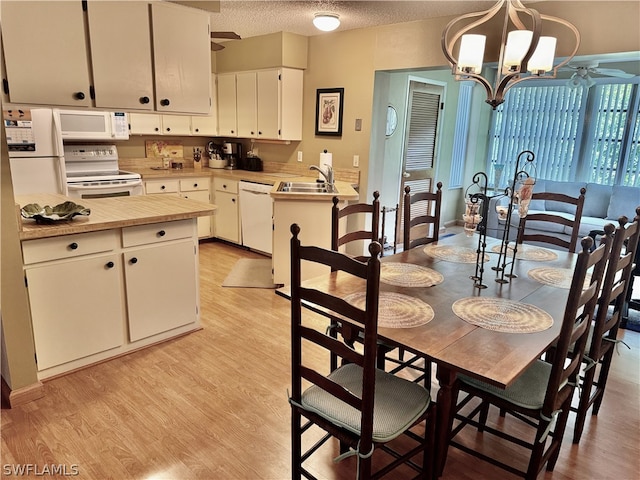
[315,88,344,136]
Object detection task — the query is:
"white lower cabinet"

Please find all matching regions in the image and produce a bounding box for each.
[22,220,200,378]
[212,178,240,244]
[145,177,212,238]
[123,237,197,342]
[22,230,124,371]
[26,252,124,371]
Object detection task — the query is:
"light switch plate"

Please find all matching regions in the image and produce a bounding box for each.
[297,151,303,162]
[355,119,362,131]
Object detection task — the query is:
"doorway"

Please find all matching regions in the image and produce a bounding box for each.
[396,79,444,247]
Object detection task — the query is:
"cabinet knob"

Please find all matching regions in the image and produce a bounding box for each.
[193,183,198,188]
[129,257,138,265]
[139,96,150,104]
[194,128,199,132]
[74,92,85,100]
[106,261,115,269]
[161,185,166,190]
[166,127,171,132]
[250,131,255,135]
[230,130,235,134]
[69,242,79,250]
[258,131,262,135]
[154,127,160,132]
[160,98,170,106]
[157,230,166,237]
[223,184,227,189]
[232,198,236,203]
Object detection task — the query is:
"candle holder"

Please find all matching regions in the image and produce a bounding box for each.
[492,150,537,283]
[464,150,537,288]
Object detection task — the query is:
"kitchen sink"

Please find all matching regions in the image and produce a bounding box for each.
[277,181,335,193]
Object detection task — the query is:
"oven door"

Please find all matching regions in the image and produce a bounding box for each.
[67,180,143,199]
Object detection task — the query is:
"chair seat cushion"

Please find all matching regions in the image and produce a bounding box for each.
[459,359,552,410]
[301,363,431,443]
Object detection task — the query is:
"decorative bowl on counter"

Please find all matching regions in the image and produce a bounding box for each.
[21,201,91,223]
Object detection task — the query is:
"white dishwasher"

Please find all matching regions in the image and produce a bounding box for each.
[239,181,274,255]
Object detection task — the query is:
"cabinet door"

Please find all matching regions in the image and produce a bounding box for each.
[26,253,124,370]
[87,2,154,110]
[191,74,218,136]
[181,190,212,238]
[162,115,192,135]
[129,113,163,135]
[217,74,238,136]
[257,69,280,139]
[151,3,211,114]
[124,239,198,342]
[1,1,92,106]
[214,191,240,243]
[236,72,258,138]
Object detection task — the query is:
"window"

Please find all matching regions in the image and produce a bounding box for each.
[487,79,640,187]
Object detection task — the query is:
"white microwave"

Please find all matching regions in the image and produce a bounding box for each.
[54,109,129,141]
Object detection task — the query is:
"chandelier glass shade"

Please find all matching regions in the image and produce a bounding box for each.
[313,13,340,32]
[441,0,580,109]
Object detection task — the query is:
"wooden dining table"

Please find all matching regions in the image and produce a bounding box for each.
[277,232,577,475]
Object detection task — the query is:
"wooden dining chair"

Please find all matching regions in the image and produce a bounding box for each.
[402,182,443,251]
[448,234,610,480]
[516,187,586,253]
[331,191,380,261]
[289,224,436,480]
[572,212,640,444]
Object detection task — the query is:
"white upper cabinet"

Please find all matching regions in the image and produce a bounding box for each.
[151,2,211,115]
[1,1,92,107]
[87,2,154,110]
[236,72,258,137]
[1,1,211,114]
[216,68,303,141]
[217,73,238,137]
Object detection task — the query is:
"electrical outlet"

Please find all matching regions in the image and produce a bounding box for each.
[353,155,359,167]
[297,151,303,162]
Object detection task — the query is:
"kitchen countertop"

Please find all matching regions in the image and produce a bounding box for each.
[135,167,359,200]
[15,194,216,241]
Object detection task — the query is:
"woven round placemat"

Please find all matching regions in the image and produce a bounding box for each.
[344,291,434,328]
[380,262,444,287]
[423,244,489,264]
[452,297,553,333]
[490,243,558,262]
[528,267,592,289]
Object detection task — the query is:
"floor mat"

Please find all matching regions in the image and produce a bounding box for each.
[222,258,276,288]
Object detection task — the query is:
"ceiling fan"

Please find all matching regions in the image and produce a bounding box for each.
[563,61,634,89]
[210,31,241,51]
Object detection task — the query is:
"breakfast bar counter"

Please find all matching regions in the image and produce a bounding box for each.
[15,193,216,380]
[16,193,216,240]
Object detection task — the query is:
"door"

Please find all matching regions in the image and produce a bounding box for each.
[398,80,443,244]
[1,1,92,107]
[87,2,154,110]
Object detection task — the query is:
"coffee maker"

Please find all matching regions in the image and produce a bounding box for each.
[222,142,242,170]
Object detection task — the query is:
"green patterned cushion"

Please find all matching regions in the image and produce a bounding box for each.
[301,363,430,443]
[459,359,552,410]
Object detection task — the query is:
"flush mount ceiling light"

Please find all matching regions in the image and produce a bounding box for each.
[442,0,580,109]
[313,13,340,32]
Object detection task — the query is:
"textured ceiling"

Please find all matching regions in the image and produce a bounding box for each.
[193,0,638,76]
[207,1,497,39]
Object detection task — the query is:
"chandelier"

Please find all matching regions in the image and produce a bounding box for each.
[441,0,580,109]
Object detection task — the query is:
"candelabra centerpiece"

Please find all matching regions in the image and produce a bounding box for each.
[463,150,536,288]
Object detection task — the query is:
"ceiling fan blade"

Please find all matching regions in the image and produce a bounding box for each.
[593,68,635,78]
[210,41,225,51]
[211,31,241,40]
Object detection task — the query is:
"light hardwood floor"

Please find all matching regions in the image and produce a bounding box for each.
[2,240,639,479]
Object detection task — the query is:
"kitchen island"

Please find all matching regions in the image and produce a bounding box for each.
[15,193,216,379]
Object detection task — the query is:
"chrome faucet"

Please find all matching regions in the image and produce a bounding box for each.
[309,164,334,186]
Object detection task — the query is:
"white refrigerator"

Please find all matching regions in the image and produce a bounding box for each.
[5,107,67,195]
